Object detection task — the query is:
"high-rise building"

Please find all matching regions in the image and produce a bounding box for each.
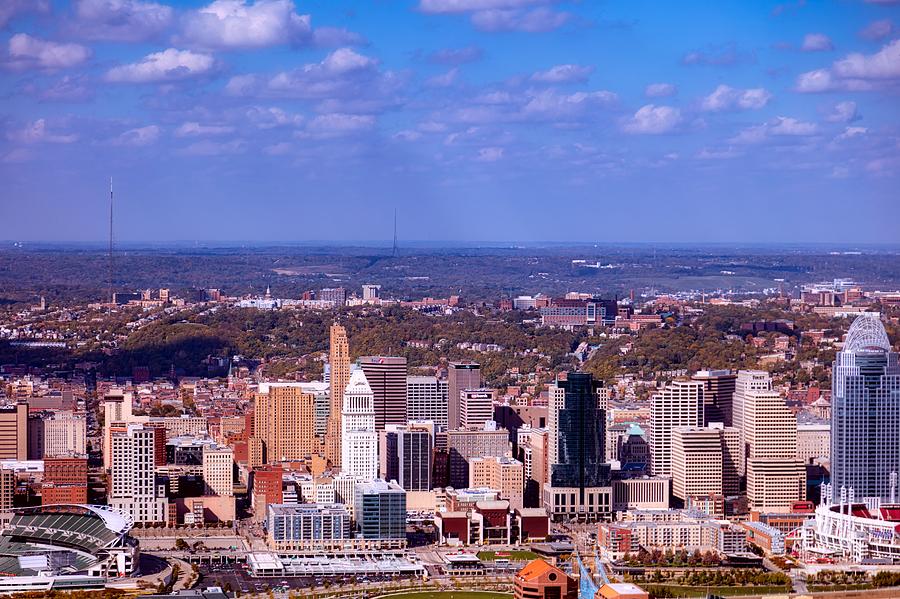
[326,324,350,467]
[102,389,135,470]
[543,372,611,521]
[447,424,511,489]
[252,383,317,463]
[734,371,805,512]
[831,314,900,502]
[320,287,347,305]
[203,445,234,497]
[459,388,497,430]
[380,422,433,491]
[353,480,407,548]
[691,369,737,427]
[109,424,168,524]
[361,284,380,300]
[359,356,408,431]
[470,455,524,510]
[649,380,703,476]
[341,370,378,480]
[41,412,87,458]
[672,425,740,502]
[0,403,28,460]
[42,457,88,505]
[448,362,481,430]
[406,376,448,427]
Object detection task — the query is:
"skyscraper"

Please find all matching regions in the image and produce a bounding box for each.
[692,369,737,427]
[380,422,433,491]
[831,314,900,502]
[671,424,740,502]
[326,323,350,467]
[543,372,611,521]
[649,380,703,476]
[448,362,481,430]
[341,369,378,480]
[252,383,317,463]
[459,388,497,429]
[109,424,168,524]
[406,376,448,426]
[359,356,408,430]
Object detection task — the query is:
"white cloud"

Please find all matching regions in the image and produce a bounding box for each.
[106,48,215,83]
[419,0,549,13]
[860,19,894,41]
[323,47,377,73]
[835,126,868,141]
[730,116,818,144]
[645,83,676,98]
[6,34,91,70]
[0,1,49,28]
[519,89,616,121]
[471,7,569,32]
[825,101,860,123]
[801,33,834,52]
[112,125,160,146]
[393,130,423,142]
[696,147,741,160]
[622,105,682,134]
[72,0,173,42]
[175,122,236,137]
[700,84,772,111]
[476,146,504,161]
[305,113,375,135]
[796,39,900,92]
[8,119,77,144]
[426,68,459,87]
[182,0,312,49]
[244,106,303,128]
[530,64,594,83]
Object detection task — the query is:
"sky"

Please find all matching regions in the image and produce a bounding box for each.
[1,0,899,245]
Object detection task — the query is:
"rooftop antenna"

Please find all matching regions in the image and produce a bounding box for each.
[392,208,398,258]
[108,177,114,311]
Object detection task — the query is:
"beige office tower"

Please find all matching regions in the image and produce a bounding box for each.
[252,383,317,463]
[102,389,135,469]
[326,323,350,467]
[469,456,524,510]
[731,370,773,474]
[737,373,805,512]
[672,424,741,501]
[0,403,27,460]
[649,380,703,476]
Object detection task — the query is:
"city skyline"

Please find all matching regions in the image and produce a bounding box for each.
[1,1,899,243]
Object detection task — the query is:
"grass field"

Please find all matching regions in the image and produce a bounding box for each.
[476,550,539,561]
[376,593,512,599]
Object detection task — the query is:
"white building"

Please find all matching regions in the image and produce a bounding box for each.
[459,389,496,430]
[42,412,86,457]
[109,424,167,524]
[406,376,448,427]
[797,423,830,463]
[341,370,378,480]
[203,444,234,497]
[649,381,703,476]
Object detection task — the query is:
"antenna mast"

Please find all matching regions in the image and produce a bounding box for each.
[108,177,114,308]
[392,208,398,258]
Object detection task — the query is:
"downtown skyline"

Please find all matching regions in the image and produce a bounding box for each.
[1,0,899,244]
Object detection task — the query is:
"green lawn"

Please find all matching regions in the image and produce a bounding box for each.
[376,593,512,599]
[476,550,538,561]
[642,585,791,598]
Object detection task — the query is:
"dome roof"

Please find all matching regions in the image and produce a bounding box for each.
[844,313,891,353]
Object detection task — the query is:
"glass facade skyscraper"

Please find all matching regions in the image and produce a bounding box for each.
[831,314,900,502]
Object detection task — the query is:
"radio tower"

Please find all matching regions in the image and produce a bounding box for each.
[108,177,114,308]
[391,208,398,258]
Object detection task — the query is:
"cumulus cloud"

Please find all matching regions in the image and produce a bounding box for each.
[519,89,617,121]
[8,119,77,144]
[835,126,867,141]
[796,39,900,92]
[106,48,215,83]
[6,34,91,70]
[700,84,772,111]
[801,33,834,52]
[244,106,304,128]
[645,83,677,98]
[175,122,236,137]
[730,116,818,144]
[181,0,312,49]
[530,64,594,83]
[71,0,173,42]
[427,46,483,65]
[22,75,94,102]
[112,125,160,146]
[0,1,50,28]
[825,100,860,123]
[860,19,894,41]
[622,105,682,134]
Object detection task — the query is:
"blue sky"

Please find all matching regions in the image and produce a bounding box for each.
[1,0,899,244]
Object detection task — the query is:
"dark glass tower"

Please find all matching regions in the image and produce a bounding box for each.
[550,372,610,497]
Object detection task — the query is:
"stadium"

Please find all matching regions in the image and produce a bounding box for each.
[0,504,139,592]
[802,485,900,563]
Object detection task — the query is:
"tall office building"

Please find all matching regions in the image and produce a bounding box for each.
[42,457,88,505]
[102,389,136,469]
[353,480,407,547]
[672,424,740,501]
[380,422,433,491]
[692,369,737,427]
[359,356,408,430]
[252,383,317,463]
[543,372,611,520]
[42,412,87,458]
[406,376,448,427]
[0,403,27,460]
[470,455,525,510]
[448,362,481,430]
[831,314,900,502]
[459,388,497,430]
[326,323,350,467]
[109,424,168,524]
[203,445,234,497]
[341,370,378,480]
[447,424,511,488]
[649,380,703,476]
[732,370,774,473]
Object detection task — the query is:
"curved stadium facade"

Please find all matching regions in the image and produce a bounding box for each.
[0,504,138,592]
